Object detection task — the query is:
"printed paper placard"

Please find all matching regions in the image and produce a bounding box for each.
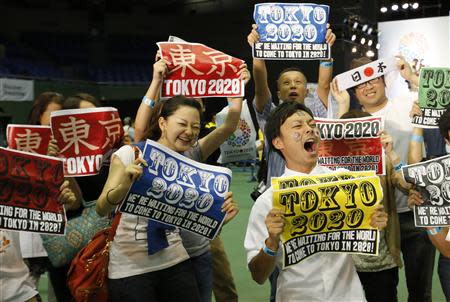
[273,175,382,268]
[335,57,397,91]
[0,78,34,101]
[0,147,66,235]
[316,117,385,175]
[216,100,257,163]
[253,3,330,60]
[412,68,450,128]
[158,42,245,98]
[271,170,375,190]
[50,107,123,176]
[402,155,450,227]
[7,124,52,155]
[120,139,232,240]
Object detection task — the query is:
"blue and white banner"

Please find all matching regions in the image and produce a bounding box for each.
[120,140,232,239]
[253,3,330,60]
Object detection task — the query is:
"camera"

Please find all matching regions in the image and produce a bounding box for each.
[250,181,267,201]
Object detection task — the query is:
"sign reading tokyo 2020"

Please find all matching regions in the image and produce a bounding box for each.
[253,3,330,60]
[120,140,232,240]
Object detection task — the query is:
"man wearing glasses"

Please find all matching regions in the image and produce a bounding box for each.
[341,56,435,302]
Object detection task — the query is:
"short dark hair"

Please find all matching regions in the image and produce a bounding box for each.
[439,107,450,141]
[28,92,64,125]
[340,109,371,119]
[265,101,314,159]
[63,93,101,109]
[350,57,372,70]
[143,95,203,141]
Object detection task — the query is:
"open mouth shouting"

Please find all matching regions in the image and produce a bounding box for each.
[303,138,318,155]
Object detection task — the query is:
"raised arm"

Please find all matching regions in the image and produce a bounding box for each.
[381,130,412,192]
[96,151,147,217]
[198,65,250,160]
[248,208,284,284]
[397,55,419,89]
[317,24,336,108]
[408,102,424,164]
[248,24,271,113]
[330,78,350,118]
[134,58,168,142]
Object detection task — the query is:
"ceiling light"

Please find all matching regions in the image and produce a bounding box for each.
[391,4,399,11]
[380,6,388,13]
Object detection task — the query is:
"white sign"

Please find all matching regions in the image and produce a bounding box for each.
[0,78,34,101]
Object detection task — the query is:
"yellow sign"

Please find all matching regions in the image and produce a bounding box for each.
[271,170,375,191]
[273,174,382,268]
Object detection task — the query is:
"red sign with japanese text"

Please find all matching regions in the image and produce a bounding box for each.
[7,124,52,155]
[316,116,386,175]
[158,42,245,98]
[50,107,123,176]
[0,147,66,235]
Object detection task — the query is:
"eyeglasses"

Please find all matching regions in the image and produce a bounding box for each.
[355,77,382,89]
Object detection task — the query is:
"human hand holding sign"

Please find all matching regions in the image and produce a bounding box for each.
[265,208,285,251]
[370,204,388,230]
[237,63,251,85]
[247,24,260,48]
[222,191,239,224]
[58,180,77,209]
[325,23,336,46]
[408,188,424,208]
[47,137,60,157]
[122,157,148,188]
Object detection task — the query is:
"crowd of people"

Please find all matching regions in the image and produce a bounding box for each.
[1,17,449,302]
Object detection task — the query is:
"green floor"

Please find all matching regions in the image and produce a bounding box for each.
[38,170,447,301]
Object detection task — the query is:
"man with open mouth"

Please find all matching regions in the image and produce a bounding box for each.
[246,22,336,302]
[247,24,336,189]
[244,101,387,301]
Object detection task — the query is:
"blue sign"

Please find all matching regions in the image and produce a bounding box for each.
[253,3,330,60]
[120,140,232,239]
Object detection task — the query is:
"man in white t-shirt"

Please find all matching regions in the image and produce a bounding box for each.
[332,56,435,302]
[244,101,387,301]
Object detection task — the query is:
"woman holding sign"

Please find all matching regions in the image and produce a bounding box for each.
[17,92,81,302]
[96,57,247,302]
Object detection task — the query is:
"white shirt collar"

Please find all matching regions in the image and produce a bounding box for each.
[283,165,323,177]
